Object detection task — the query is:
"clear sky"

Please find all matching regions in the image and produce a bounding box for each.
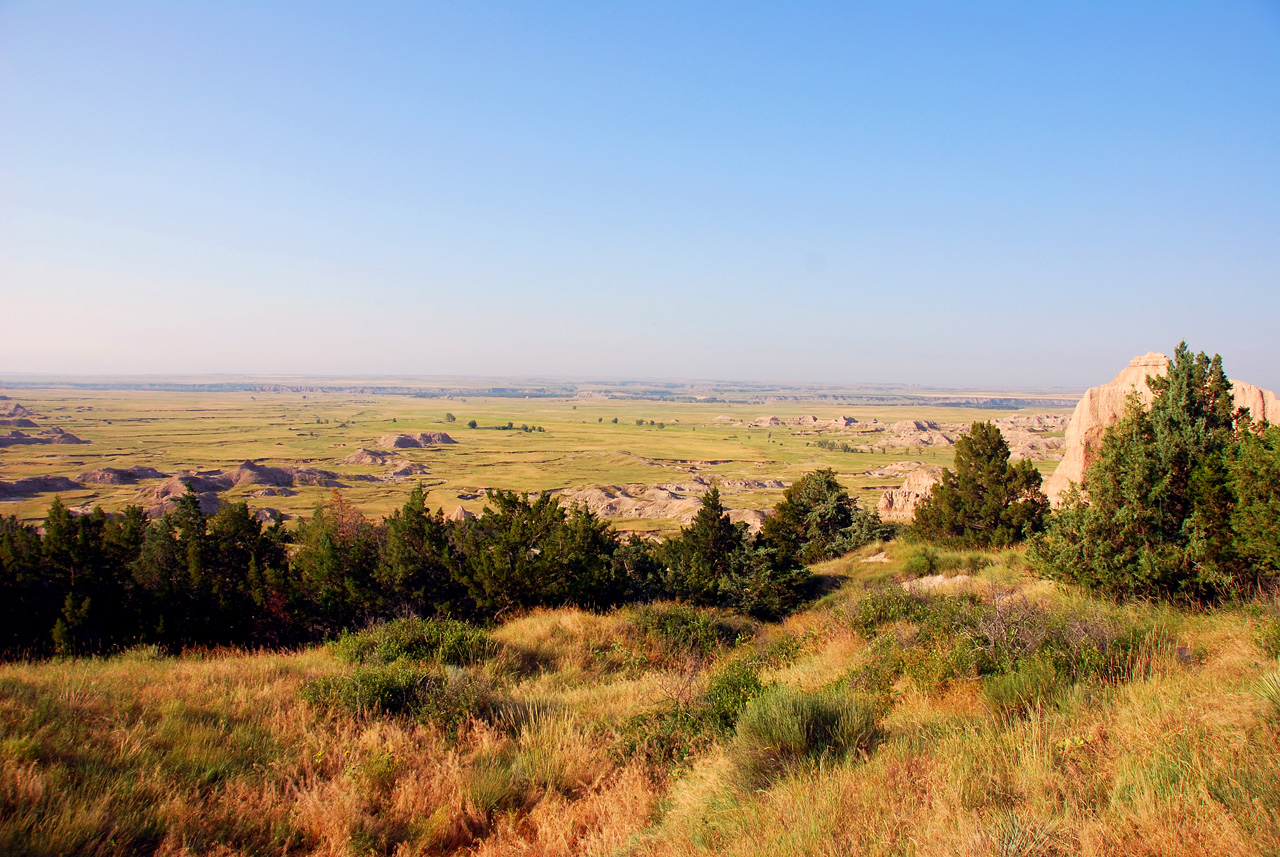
[2,2,1278,388]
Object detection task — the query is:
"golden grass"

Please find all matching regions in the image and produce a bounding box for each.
[4,549,1280,855]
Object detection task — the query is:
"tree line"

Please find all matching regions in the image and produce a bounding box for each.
[0,471,891,658]
[5,341,1275,658]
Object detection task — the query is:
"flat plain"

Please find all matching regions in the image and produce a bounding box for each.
[0,383,1073,529]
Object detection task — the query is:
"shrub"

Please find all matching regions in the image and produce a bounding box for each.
[912,421,1048,547]
[731,685,880,787]
[1031,343,1265,601]
[632,603,755,659]
[302,662,491,728]
[616,657,765,768]
[702,659,765,732]
[849,586,1151,699]
[760,469,894,566]
[332,617,497,667]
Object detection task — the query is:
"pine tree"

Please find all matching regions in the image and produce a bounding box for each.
[913,422,1047,547]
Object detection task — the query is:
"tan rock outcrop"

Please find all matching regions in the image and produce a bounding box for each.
[378,432,456,449]
[1044,353,1280,505]
[877,466,943,522]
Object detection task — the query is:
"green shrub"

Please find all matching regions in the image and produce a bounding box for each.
[731,685,880,787]
[903,546,941,577]
[301,662,491,728]
[703,659,765,732]
[616,658,765,767]
[332,618,497,667]
[616,705,713,769]
[632,604,755,659]
[850,586,1152,699]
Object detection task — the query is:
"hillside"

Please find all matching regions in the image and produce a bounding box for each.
[3,543,1278,856]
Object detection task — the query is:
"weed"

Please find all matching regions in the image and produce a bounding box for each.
[982,654,1063,718]
[301,662,492,728]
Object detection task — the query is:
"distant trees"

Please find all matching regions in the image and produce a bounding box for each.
[1032,343,1278,600]
[912,421,1047,548]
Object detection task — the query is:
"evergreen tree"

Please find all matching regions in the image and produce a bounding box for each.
[292,491,384,632]
[761,468,892,565]
[657,487,745,605]
[1031,343,1250,599]
[1231,423,1280,586]
[379,485,467,616]
[913,422,1047,547]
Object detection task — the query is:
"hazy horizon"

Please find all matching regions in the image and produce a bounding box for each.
[3,2,1277,389]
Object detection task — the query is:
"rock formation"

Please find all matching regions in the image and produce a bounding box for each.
[877,466,944,522]
[0,476,82,501]
[0,428,88,448]
[1044,352,1280,505]
[77,466,169,484]
[378,432,457,449]
[340,448,398,466]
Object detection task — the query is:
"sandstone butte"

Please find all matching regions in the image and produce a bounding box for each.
[1043,352,1280,506]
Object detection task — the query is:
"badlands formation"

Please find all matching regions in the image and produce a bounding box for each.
[1044,353,1280,505]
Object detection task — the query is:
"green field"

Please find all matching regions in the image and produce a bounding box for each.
[0,385,1073,529]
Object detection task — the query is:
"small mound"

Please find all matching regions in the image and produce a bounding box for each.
[378,432,457,449]
[224,461,296,488]
[0,476,82,501]
[77,466,169,485]
[341,448,397,466]
[387,462,429,479]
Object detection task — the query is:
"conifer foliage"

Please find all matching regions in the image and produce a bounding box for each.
[912,421,1047,547]
[1032,343,1279,600]
[0,469,893,656]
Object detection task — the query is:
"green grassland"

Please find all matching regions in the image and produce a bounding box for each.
[0,387,1070,530]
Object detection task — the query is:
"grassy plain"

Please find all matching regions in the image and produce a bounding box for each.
[3,544,1278,856]
[0,386,1071,530]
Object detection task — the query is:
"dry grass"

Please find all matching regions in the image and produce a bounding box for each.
[4,545,1280,855]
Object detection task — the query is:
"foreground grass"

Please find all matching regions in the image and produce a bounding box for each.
[3,545,1279,856]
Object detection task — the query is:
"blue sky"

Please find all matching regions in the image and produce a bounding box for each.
[2,2,1278,388]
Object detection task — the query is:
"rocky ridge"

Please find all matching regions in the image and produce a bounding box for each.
[1044,353,1280,505]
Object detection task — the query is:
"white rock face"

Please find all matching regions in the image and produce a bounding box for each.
[1044,353,1280,505]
